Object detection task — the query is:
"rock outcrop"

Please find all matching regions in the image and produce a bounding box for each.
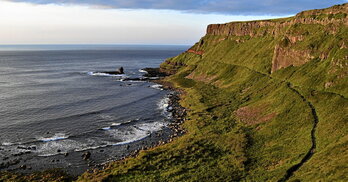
[206,3,347,37]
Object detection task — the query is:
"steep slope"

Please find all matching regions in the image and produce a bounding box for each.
[76,3,348,182]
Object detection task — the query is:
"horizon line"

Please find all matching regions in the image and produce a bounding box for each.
[0,43,192,46]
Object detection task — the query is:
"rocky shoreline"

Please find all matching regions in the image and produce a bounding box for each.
[0,67,187,179]
[85,70,187,174]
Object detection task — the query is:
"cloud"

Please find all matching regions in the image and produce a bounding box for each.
[8,0,347,15]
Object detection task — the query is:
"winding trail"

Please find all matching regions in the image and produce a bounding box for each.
[193,61,321,181]
[210,62,321,181]
[278,83,319,182]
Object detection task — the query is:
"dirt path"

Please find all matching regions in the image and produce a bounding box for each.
[277,83,319,182]
[191,62,321,181]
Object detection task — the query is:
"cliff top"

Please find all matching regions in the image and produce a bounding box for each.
[207,3,348,35]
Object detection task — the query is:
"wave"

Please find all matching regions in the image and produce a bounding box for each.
[87,71,128,78]
[111,135,149,146]
[138,69,148,73]
[112,122,123,126]
[102,126,112,130]
[107,122,165,146]
[120,79,146,83]
[37,133,69,142]
[158,96,172,118]
[1,97,169,158]
[37,139,83,156]
[1,142,16,146]
[100,119,137,131]
[150,84,164,90]
[1,120,167,157]
[74,144,109,152]
[147,77,160,80]
[71,121,165,152]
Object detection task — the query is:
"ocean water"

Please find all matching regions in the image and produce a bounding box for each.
[0,45,188,172]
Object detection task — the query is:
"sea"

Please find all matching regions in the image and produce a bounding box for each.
[0,44,188,174]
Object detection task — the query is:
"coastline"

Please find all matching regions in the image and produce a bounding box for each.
[0,69,187,180]
[84,77,187,174]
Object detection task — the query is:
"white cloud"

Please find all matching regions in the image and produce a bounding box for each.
[0,1,284,44]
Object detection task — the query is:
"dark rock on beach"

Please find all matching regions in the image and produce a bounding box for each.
[82,152,91,160]
[142,68,168,78]
[19,165,27,170]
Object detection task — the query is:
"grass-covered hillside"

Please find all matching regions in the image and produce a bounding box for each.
[2,3,347,182]
[77,3,348,182]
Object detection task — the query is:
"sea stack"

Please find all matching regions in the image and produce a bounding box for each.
[116,67,124,74]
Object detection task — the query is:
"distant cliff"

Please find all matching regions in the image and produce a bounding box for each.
[206,4,347,37]
[162,3,347,96]
[205,3,347,73]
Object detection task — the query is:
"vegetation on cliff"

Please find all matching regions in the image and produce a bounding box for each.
[77,3,348,182]
[1,3,347,182]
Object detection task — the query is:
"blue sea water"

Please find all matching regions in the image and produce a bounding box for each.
[0,45,188,172]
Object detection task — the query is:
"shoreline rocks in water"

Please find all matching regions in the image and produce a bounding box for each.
[86,89,187,174]
[141,68,169,78]
[98,67,125,75]
[121,67,169,82]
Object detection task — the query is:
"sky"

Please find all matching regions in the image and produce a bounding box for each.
[0,0,346,45]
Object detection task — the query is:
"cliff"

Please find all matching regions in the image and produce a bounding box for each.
[162,3,347,96]
[204,3,347,74]
[206,4,347,37]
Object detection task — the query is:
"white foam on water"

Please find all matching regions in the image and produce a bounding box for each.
[102,127,112,131]
[1,142,15,146]
[158,97,170,110]
[126,80,146,83]
[111,123,122,126]
[37,133,69,142]
[87,71,128,78]
[74,144,109,152]
[136,122,166,131]
[138,69,148,73]
[37,139,83,156]
[101,120,132,130]
[148,77,160,80]
[158,96,172,118]
[151,84,164,90]
[107,121,165,146]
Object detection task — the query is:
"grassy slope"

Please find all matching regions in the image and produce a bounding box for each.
[77,4,347,182]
